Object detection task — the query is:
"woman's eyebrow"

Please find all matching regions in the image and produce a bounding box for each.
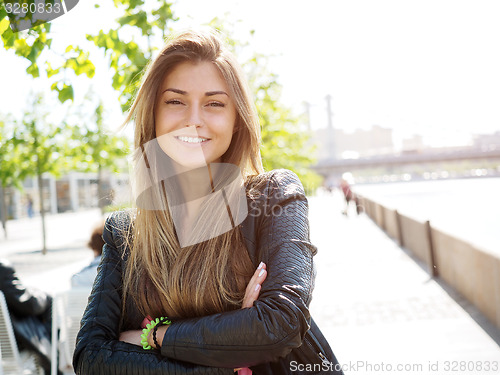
[161,88,228,96]
[163,88,187,95]
[205,91,228,97]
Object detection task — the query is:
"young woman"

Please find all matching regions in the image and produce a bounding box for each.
[73,29,344,375]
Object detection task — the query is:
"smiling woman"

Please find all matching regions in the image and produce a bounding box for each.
[73,29,344,375]
[155,61,237,168]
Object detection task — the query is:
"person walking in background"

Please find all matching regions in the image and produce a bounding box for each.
[0,259,58,375]
[340,178,353,215]
[27,195,34,218]
[73,29,343,374]
[71,221,104,288]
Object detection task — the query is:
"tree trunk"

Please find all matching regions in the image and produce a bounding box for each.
[0,185,7,239]
[37,173,48,255]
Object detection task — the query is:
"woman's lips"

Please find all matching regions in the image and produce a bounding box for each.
[175,135,211,146]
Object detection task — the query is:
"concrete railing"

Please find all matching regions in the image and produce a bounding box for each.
[431,228,500,329]
[357,195,500,330]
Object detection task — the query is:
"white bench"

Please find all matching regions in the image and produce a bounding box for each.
[51,288,91,375]
[0,291,43,375]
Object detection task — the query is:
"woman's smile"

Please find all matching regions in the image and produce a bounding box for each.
[175,135,211,145]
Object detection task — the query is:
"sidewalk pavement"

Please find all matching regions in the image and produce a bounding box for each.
[2,197,500,374]
[1,208,104,292]
[308,192,500,374]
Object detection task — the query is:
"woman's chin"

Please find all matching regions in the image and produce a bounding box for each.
[169,155,209,170]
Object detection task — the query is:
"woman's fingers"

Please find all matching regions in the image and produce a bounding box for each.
[242,262,267,308]
[246,262,267,294]
[140,315,153,329]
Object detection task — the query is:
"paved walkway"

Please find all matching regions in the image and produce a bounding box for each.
[308,192,500,374]
[2,197,500,374]
[1,208,104,292]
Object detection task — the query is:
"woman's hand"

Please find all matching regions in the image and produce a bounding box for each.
[119,330,143,346]
[242,262,267,308]
[235,262,267,373]
[119,315,152,347]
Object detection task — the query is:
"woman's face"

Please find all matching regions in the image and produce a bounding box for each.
[155,61,237,168]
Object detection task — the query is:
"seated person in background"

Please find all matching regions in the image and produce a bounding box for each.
[0,258,56,375]
[71,221,104,288]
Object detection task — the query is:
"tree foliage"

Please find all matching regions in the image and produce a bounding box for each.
[87,1,177,111]
[0,114,29,190]
[11,94,78,252]
[1,95,77,191]
[0,3,95,102]
[1,1,176,106]
[71,99,130,210]
[0,92,130,248]
[242,54,321,193]
[70,99,130,175]
[0,113,31,237]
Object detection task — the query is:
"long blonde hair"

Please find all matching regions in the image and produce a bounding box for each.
[122,29,264,320]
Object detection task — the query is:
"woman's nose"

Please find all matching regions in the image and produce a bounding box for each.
[186,105,202,127]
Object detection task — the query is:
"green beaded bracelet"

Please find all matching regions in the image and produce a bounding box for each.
[140,317,171,350]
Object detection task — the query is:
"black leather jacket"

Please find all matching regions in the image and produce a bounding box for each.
[0,260,52,317]
[74,169,343,374]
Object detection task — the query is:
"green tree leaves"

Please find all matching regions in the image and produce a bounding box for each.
[14,95,70,179]
[51,82,74,102]
[0,114,30,190]
[85,1,176,111]
[0,2,91,102]
[0,92,130,246]
[69,99,130,211]
[71,100,130,175]
[245,50,322,193]
[6,94,75,251]
[63,46,95,78]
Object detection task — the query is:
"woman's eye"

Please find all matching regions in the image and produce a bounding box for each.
[208,101,225,108]
[165,99,183,105]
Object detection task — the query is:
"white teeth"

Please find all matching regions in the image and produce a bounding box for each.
[176,136,209,143]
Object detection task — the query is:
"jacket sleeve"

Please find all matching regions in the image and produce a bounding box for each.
[161,169,316,368]
[72,212,233,375]
[0,260,51,317]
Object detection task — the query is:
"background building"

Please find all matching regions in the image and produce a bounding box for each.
[0,173,130,220]
[312,124,395,160]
